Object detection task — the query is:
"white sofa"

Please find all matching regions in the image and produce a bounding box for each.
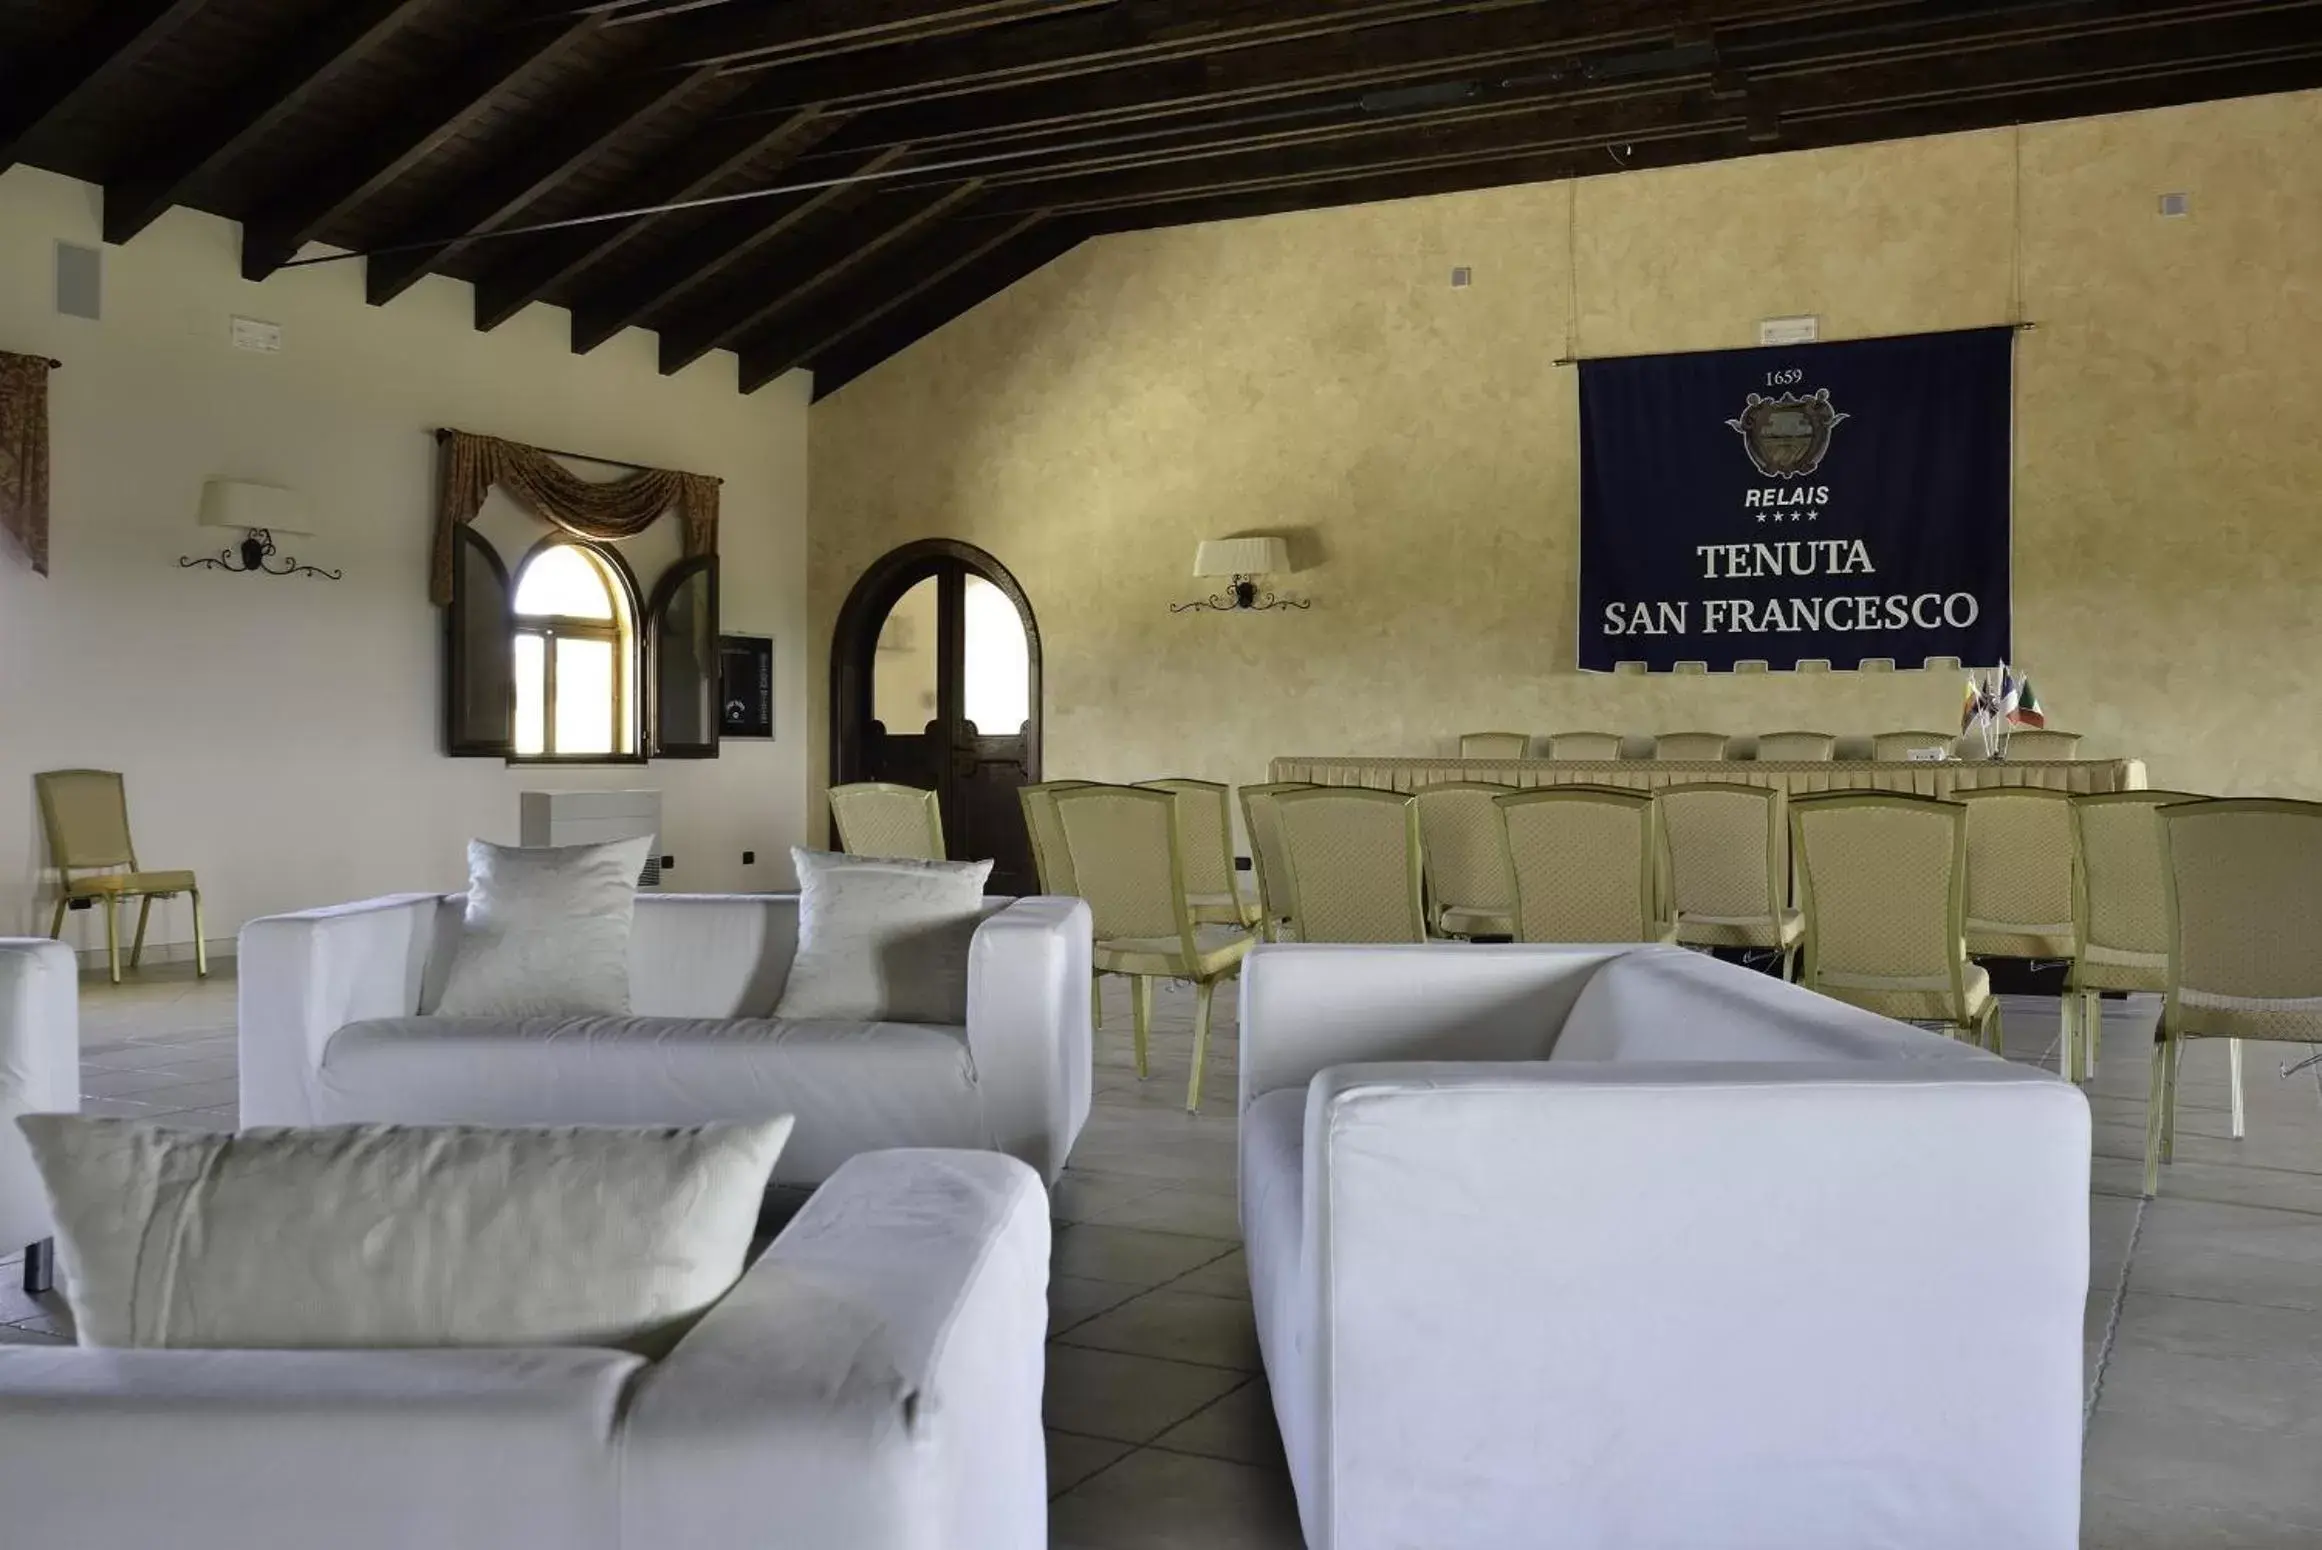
[1239,943,2090,1550]
[0,1147,1047,1550]
[0,939,77,1294]
[240,893,1092,1184]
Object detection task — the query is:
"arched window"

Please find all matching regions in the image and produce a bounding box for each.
[511,541,636,759]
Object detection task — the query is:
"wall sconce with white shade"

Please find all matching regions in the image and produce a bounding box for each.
[180,479,340,579]
[1170,535,1309,613]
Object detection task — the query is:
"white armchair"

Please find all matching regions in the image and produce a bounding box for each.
[0,1147,1049,1550]
[0,938,77,1295]
[239,893,1093,1185]
[1239,943,2090,1550]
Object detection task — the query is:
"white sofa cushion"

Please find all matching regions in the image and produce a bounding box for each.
[435,837,654,1017]
[20,1114,790,1350]
[775,848,994,1024]
[317,1015,981,1186]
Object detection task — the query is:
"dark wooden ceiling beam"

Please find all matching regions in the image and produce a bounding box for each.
[472,101,849,331]
[800,220,1088,399]
[240,14,606,282]
[803,0,1869,155]
[363,65,721,306]
[0,0,213,173]
[640,0,1120,70]
[726,0,1511,108]
[738,209,1055,389]
[102,0,435,246]
[567,144,912,354]
[658,180,987,374]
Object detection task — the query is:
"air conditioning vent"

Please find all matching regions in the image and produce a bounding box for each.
[518,789,664,889]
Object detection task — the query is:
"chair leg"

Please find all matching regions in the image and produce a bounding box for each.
[1131,975,1152,1080]
[129,895,153,969]
[22,1238,53,1297]
[1187,976,1218,1113]
[2144,1034,2169,1197]
[2229,1038,2246,1140]
[102,897,121,984]
[1090,975,1103,1032]
[2060,993,2080,1082]
[191,888,209,978]
[2162,1035,2183,1164]
[47,896,66,939]
[2084,991,2103,1077]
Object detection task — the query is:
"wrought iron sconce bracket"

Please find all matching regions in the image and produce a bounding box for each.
[1170,574,1310,613]
[179,528,342,580]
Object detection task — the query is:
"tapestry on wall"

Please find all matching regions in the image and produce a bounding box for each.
[0,350,56,576]
[1578,326,2013,672]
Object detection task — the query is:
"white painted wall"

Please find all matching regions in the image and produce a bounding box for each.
[0,165,812,958]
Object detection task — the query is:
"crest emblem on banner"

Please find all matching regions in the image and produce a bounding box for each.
[1726,389,1848,478]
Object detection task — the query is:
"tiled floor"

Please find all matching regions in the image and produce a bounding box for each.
[7,962,2322,1547]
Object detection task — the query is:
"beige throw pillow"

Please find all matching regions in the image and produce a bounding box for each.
[773,847,994,1024]
[433,835,654,1017]
[19,1114,790,1351]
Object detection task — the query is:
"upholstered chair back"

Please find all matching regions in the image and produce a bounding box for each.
[1414,783,1518,936]
[1653,732,1731,761]
[1239,782,1310,941]
[2162,798,2322,1034]
[1496,786,1665,943]
[1791,793,1966,997]
[1871,730,1959,761]
[1273,788,1425,944]
[827,782,944,861]
[35,769,138,872]
[1546,731,1623,760]
[1136,779,1242,913]
[2004,728,2083,759]
[1053,785,1189,946]
[1956,788,2078,960]
[1017,780,1090,894]
[2071,791,2203,993]
[1754,731,1837,762]
[1660,783,1786,933]
[1457,731,1531,760]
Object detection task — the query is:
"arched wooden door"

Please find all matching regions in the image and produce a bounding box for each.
[831,541,1041,894]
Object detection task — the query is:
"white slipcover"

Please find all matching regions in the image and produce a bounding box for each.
[239,892,1093,1184]
[0,938,78,1262]
[1239,943,2090,1550]
[0,1147,1050,1550]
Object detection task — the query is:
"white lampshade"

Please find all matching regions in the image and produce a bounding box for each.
[1193,535,1290,578]
[199,479,312,536]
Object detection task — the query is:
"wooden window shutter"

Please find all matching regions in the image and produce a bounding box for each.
[444,526,514,756]
[647,554,719,759]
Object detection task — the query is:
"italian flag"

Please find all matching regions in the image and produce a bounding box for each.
[2007,677,2046,729]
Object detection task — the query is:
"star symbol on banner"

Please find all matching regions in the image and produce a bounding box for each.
[1756,512,1767,522]
[1807,509,1820,521]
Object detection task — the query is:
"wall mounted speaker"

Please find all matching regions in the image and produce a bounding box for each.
[55,241,101,320]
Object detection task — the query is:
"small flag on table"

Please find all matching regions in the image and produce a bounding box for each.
[2008,676,2046,728]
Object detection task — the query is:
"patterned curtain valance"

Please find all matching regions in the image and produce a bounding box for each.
[0,350,56,577]
[430,429,719,605]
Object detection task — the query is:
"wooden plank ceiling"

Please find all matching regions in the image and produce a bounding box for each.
[2,0,2317,398]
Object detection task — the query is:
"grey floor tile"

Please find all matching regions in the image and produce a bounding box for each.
[76,1096,169,1119]
[1058,1288,1261,1372]
[139,1078,240,1111]
[1052,1223,1236,1291]
[1151,1378,1287,1469]
[2084,1403,2322,1527]
[0,1324,67,1346]
[1050,1446,1303,1550]
[1094,1183,1243,1239]
[1042,1345,1248,1444]
[2132,1198,2322,1312]
[1051,1169,1168,1225]
[1046,1431,1134,1498]
[2084,1492,2322,1550]
[2107,1291,2322,1366]
[1170,1248,1249,1302]
[1050,1275,1141,1339]
[80,1066,212,1099]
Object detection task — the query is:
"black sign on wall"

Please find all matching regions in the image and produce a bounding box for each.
[1578,326,2014,672]
[719,634,773,739]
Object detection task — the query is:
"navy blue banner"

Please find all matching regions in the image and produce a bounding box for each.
[1578,327,2013,672]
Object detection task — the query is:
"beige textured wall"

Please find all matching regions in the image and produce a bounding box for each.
[809,90,2322,814]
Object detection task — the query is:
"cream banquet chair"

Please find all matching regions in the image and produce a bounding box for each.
[1272,788,1425,944]
[1458,731,1531,760]
[2148,798,2322,1196]
[1019,779,1101,1026]
[1495,786,1674,944]
[2069,791,2206,1091]
[828,781,945,861]
[36,769,206,985]
[1053,785,1253,1112]
[1790,793,1997,1048]
[1959,788,2084,1076]
[2005,728,2084,760]
[1138,779,1259,928]
[1872,730,1959,761]
[1654,731,1732,761]
[1414,782,1518,939]
[1755,730,1838,762]
[1659,783,1801,975]
[1548,730,1624,760]
[1238,782,1310,942]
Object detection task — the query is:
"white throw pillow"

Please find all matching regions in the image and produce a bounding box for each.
[774,846,994,1024]
[19,1114,789,1351]
[434,835,653,1017]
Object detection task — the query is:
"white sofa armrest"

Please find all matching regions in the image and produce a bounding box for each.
[0,939,78,1254]
[965,895,1093,1183]
[1237,942,1628,1112]
[237,894,444,1125]
[0,1345,640,1550]
[1294,1060,2089,1550]
[622,1148,1050,1550]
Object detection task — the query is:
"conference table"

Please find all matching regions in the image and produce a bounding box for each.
[1269,754,2148,798]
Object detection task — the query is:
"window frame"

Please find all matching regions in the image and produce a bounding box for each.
[508,536,645,766]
